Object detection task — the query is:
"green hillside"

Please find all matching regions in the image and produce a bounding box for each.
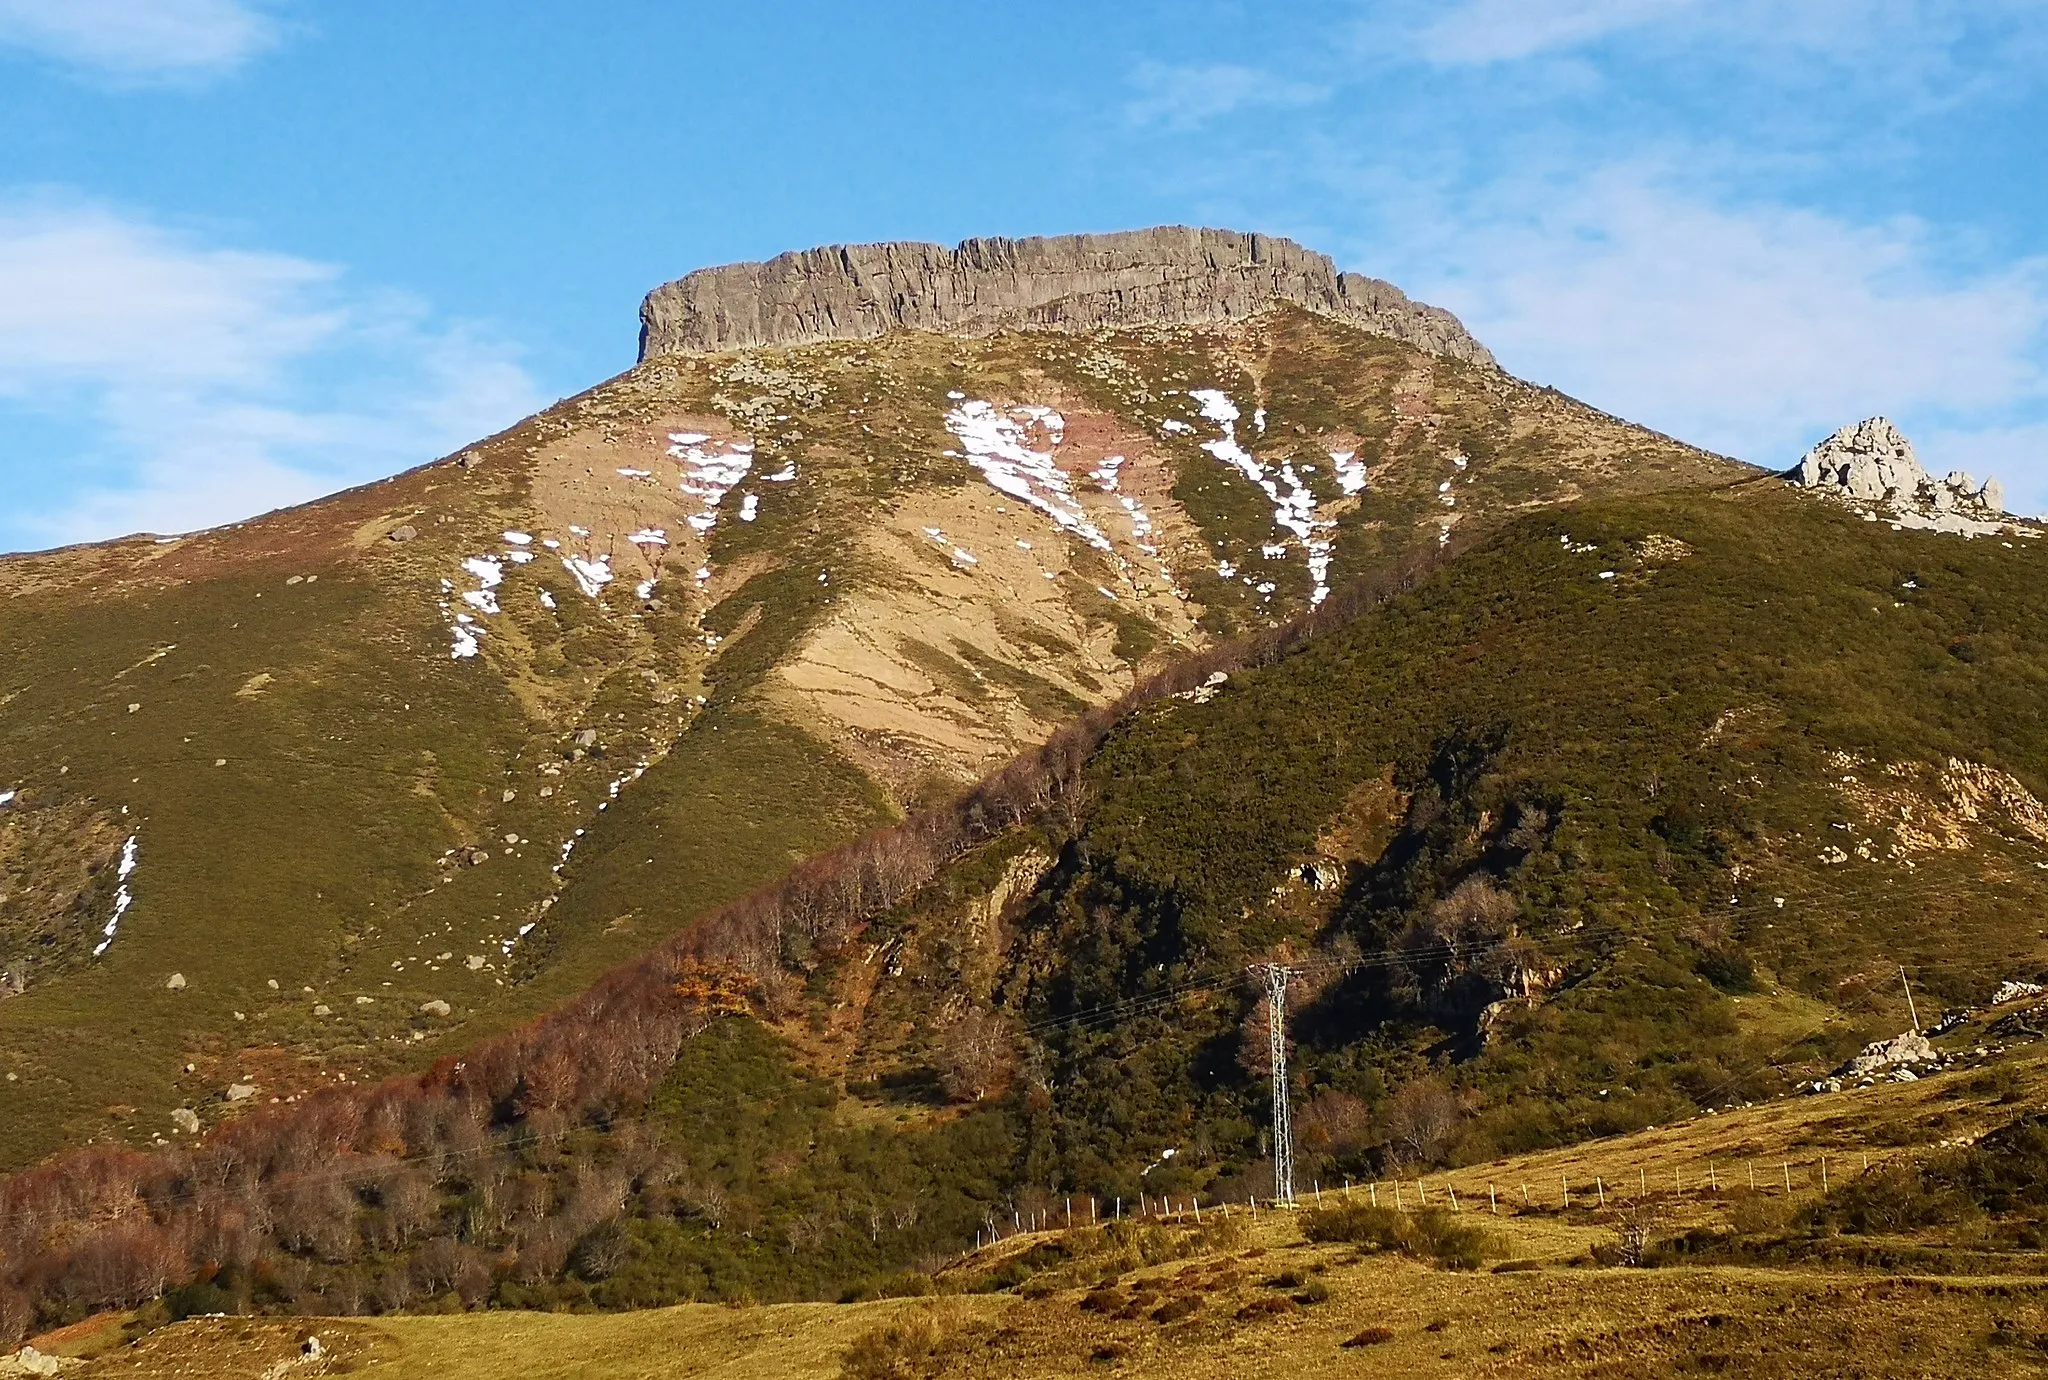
[973,482,2048,1187]
[0,306,1733,1170]
[11,473,2048,1344]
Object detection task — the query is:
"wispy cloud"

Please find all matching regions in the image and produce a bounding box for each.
[1401,168,2048,474]
[1415,0,1696,65]
[1411,0,2047,74]
[0,0,281,82]
[0,198,541,551]
[1124,60,1328,132]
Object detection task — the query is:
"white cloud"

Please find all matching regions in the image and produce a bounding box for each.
[0,0,279,80]
[0,199,541,550]
[1412,0,2048,70]
[1125,61,1328,131]
[1405,170,2048,471]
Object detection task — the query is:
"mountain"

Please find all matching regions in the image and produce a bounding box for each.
[8,442,2048,1344]
[0,228,1735,1174]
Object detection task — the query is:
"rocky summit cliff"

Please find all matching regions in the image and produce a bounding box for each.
[638,225,1496,366]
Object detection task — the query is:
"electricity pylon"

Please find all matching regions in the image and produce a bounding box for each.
[1252,963,1298,1205]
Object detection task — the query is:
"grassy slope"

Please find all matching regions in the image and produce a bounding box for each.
[0,309,1735,1169]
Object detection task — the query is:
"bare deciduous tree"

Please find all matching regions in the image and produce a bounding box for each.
[935,1008,1016,1103]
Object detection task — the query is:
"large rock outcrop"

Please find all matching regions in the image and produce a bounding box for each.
[1788,417,2010,534]
[639,226,1495,366]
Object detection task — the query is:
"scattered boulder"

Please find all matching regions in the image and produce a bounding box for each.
[2,1344,67,1376]
[464,955,486,971]
[169,1107,200,1135]
[1179,670,1230,705]
[419,999,452,1018]
[1812,1029,1941,1092]
[387,524,418,543]
[312,1004,332,1017]
[573,728,599,750]
[165,972,186,991]
[1787,418,2011,534]
[226,1083,257,1102]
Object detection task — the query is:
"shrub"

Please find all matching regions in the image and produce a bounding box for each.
[164,1276,235,1321]
[1236,1295,1297,1320]
[1079,1287,1122,1313]
[1300,1204,1494,1270]
[841,1308,958,1380]
[1343,1325,1395,1347]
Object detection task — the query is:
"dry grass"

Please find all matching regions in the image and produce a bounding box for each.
[64,1036,2048,1378]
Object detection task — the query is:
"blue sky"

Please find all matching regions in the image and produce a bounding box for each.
[2,0,2044,552]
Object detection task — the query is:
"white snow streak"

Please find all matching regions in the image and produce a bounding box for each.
[1189,389,1336,605]
[944,400,1111,552]
[93,835,138,957]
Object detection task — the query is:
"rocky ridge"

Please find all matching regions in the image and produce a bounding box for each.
[1788,417,2016,536]
[639,226,1495,366]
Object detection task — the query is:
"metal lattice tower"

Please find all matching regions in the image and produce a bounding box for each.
[1253,963,1298,1205]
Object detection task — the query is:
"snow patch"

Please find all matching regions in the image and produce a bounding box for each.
[943,400,1111,552]
[562,554,613,598]
[460,556,504,615]
[668,432,756,533]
